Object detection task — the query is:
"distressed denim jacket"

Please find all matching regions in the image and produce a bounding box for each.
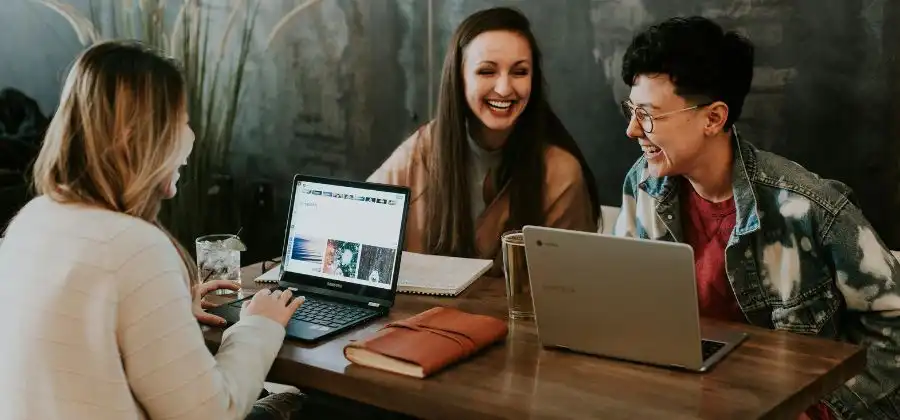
[613,132,900,419]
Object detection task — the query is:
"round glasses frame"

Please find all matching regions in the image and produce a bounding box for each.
[620,101,711,133]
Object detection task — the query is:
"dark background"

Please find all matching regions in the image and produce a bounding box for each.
[3,0,899,262]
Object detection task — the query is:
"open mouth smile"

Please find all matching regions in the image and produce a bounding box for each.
[641,143,662,160]
[486,99,516,111]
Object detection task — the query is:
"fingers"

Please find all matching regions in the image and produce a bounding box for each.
[288,295,305,312]
[248,288,301,310]
[275,289,301,310]
[200,299,217,309]
[196,282,212,297]
[209,279,241,291]
[278,289,293,304]
[252,288,273,300]
[195,311,227,326]
[198,280,240,296]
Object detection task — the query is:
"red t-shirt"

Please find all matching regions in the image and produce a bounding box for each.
[680,184,834,420]
[680,185,743,322]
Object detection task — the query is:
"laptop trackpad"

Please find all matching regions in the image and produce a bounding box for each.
[286,321,332,340]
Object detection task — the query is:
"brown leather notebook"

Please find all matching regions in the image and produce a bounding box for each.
[343,307,508,378]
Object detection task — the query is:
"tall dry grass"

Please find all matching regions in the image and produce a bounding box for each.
[33,0,322,252]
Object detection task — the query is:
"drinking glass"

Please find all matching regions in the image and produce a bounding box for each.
[501,230,534,319]
[196,234,242,295]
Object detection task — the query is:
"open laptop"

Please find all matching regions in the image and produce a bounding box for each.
[209,174,410,342]
[521,226,747,372]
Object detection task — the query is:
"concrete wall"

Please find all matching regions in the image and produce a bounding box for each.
[3,0,900,259]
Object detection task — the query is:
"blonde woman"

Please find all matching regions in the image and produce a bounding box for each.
[0,41,305,419]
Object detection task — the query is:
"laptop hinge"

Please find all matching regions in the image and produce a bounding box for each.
[367,302,380,307]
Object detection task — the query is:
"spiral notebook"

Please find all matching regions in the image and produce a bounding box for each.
[254,263,283,283]
[397,251,493,296]
[255,252,493,297]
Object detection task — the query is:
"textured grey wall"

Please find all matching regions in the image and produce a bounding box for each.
[3,0,900,259]
[0,0,89,114]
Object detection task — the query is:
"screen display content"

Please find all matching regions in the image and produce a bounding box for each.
[283,181,407,291]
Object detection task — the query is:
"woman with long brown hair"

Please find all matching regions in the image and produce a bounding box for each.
[0,41,305,419]
[369,7,599,266]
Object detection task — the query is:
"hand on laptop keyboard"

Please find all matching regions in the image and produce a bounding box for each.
[241,288,306,327]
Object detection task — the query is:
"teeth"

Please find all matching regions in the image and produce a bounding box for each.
[487,100,513,109]
[641,145,660,153]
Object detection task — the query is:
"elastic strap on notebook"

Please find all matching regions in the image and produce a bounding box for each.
[384,320,476,353]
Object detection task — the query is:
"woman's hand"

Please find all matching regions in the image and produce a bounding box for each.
[192,280,240,326]
[241,288,305,326]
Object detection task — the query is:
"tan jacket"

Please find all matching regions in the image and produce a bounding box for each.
[368,125,597,272]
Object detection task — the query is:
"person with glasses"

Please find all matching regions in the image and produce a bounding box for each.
[613,16,900,420]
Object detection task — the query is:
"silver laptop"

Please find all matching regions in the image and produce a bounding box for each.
[522,226,747,372]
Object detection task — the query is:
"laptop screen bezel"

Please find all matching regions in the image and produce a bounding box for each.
[277,174,410,308]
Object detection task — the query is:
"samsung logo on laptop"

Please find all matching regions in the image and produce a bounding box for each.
[326,282,343,288]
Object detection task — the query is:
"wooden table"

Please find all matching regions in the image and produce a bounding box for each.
[202,262,866,420]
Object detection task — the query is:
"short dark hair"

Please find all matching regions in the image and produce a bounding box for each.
[621,16,754,129]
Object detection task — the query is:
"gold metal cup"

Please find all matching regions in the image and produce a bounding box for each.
[501,230,534,320]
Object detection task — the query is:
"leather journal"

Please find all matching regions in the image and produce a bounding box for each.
[343,307,508,378]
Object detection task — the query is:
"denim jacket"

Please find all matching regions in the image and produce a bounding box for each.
[613,132,900,419]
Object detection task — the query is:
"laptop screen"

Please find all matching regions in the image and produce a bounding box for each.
[281,177,408,304]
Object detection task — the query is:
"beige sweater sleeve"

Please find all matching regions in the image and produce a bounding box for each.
[543,146,598,233]
[368,123,433,187]
[116,240,285,420]
[367,140,412,186]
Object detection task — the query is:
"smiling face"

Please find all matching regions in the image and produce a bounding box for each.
[161,111,195,199]
[462,30,532,142]
[625,74,710,178]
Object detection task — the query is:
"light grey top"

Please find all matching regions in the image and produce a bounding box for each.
[467,132,503,223]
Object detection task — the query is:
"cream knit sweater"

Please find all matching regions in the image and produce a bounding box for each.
[0,196,285,419]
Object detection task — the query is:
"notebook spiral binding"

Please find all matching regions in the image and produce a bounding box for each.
[254,260,282,283]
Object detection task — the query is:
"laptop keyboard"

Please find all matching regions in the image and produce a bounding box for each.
[227,291,377,329]
[288,295,376,329]
[701,339,725,360]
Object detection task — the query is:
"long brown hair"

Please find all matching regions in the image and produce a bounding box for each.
[426,7,599,257]
[31,40,199,289]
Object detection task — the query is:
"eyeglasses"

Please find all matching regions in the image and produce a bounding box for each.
[620,100,710,134]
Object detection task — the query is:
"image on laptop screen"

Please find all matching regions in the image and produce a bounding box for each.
[282,180,407,290]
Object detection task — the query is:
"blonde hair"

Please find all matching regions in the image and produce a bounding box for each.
[32,40,198,289]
